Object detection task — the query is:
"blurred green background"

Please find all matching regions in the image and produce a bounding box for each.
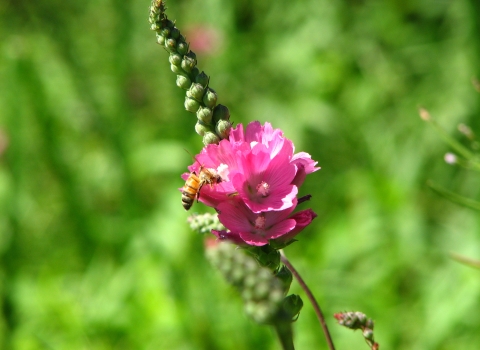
[1,0,480,349]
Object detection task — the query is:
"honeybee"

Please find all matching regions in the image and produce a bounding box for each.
[182,164,222,210]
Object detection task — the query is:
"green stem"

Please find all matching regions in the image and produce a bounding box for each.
[273,321,295,350]
[280,251,336,350]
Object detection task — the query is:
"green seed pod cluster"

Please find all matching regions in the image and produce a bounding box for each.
[187,213,225,235]
[206,241,288,324]
[149,0,232,145]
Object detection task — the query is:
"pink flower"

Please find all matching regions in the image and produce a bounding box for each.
[182,121,320,246]
[212,198,317,246]
[185,122,319,211]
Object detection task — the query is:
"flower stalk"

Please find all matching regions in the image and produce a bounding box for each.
[149,0,231,145]
[280,251,336,350]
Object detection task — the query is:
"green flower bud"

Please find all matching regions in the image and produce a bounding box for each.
[195,71,210,87]
[187,213,225,234]
[195,121,214,136]
[215,119,231,139]
[160,27,170,38]
[169,53,182,66]
[275,265,293,293]
[203,131,220,145]
[190,67,200,80]
[281,294,303,321]
[156,33,165,46]
[165,38,177,53]
[186,50,196,60]
[181,56,196,73]
[188,83,205,101]
[170,27,180,39]
[170,64,185,75]
[363,328,374,341]
[176,42,189,56]
[203,88,217,109]
[197,106,213,124]
[176,75,191,90]
[165,19,175,28]
[185,97,200,113]
[212,104,230,122]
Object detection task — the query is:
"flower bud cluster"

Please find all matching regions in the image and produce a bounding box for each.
[187,213,225,235]
[206,241,291,324]
[149,0,232,145]
[334,311,379,350]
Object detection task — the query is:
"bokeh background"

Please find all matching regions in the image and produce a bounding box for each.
[1,0,480,349]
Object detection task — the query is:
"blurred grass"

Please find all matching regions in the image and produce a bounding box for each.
[1,0,480,349]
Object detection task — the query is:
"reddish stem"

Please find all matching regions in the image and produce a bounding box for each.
[280,251,335,350]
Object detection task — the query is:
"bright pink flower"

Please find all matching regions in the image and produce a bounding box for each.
[182,121,320,246]
[213,197,297,246]
[184,122,318,211]
[212,198,317,246]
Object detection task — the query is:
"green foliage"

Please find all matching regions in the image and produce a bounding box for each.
[1,0,480,349]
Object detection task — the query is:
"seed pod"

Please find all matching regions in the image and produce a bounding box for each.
[203,131,220,145]
[195,71,209,88]
[197,106,213,124]
[212,104,230,123]
[188,83,205,101]
[176,75,191,90]
[215,119,231,139]
[185,97,200,113]
[203,88,217,109]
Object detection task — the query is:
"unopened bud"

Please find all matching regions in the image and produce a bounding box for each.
[212,104,230,123]
[176,75,191,90]
[165,38,177,52]
[181,56,196,73]
[195,71,210,87]
[165,19,175,28]
[215,119,231,139]
[177,42,189,56]
[282,294,303,321]
[203,88,217,109]
[170,64,184,75]
[203,131,220,145]
[275,265,293,293]
[160,27,170,38]
[195,121,214,136]
[363,328,374,340]
[188,83,205,101]
[185,97,200,113]
[169,53,182,66]
[170,27,180,39]
[156,34,165,45]
[197,106,213,124]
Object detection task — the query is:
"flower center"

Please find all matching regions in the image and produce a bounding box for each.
[254,214,266,230]
[256,181,270,197]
